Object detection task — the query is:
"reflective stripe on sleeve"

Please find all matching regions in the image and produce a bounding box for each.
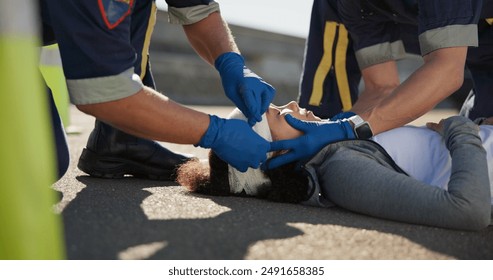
[67,67,144,105]
[167,1,220,25]
[355,40,406,69]
[419,24,478,56]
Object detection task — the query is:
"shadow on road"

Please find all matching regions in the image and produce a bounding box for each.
[62,176,493,259]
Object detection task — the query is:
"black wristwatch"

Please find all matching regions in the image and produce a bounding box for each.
[349,115,373,139]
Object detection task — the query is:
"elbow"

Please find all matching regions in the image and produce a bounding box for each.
[460,217,490,232]
[439,64,465,95]
[425,47,467,96]
[76,103,109,121]
[452,202,491,231]
[447,70,465,94]
[76,103,114,126]
[470,206,492,230]
[76,104,96,116]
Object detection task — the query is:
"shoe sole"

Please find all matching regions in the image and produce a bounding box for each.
[77,148,177,181]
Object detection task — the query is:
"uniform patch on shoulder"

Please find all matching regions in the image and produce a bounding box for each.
[98,0,134,29]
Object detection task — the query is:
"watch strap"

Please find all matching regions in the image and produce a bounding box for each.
[349,115,373,139]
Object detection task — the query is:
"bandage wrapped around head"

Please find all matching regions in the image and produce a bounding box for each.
[227,109,273,196]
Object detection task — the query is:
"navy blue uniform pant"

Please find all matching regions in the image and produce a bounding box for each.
[298,0,361,119]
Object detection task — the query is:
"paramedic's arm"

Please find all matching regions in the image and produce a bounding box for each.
[350,60,400,115]
[353,46,467,135]
[182,11,276,126]
[182,11,238,64]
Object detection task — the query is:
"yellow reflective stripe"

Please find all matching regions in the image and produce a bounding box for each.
[486,18,493,25]
[334,24,352,111]
[140,2,157,80]
[309,21,337,106]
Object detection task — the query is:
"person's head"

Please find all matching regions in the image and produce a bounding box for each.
[177,101,320,203]
[265,101,321,141]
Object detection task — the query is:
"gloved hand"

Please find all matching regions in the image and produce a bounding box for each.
[264,115,356,169]
[215,52,276,126]
[330,111,355,121]
[197,115,270,172]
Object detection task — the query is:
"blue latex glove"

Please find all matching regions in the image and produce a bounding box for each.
[330,111,356,121]
[215,52,276,126]
[264,115,356,170]
[197,115,269,172]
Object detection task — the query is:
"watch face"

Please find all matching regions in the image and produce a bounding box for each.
[356,123,373,139]
[349,115,373,139]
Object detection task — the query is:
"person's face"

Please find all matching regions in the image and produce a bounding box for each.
[265,101,321,141]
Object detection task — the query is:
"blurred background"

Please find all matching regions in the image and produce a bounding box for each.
[151,0,469,109]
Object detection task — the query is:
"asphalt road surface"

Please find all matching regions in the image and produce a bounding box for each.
[53,105,493,260]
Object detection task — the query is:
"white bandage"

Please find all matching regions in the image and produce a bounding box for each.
[227,109,272,196]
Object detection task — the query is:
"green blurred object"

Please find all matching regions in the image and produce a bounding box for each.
[40,44,71,128]
[0,0,65,259]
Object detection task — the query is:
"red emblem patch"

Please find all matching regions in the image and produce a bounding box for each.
[98,0,134,29]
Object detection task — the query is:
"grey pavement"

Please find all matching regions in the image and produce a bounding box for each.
[54,105,493,260]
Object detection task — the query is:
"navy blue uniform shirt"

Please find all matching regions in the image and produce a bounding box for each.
[337,0,490,69]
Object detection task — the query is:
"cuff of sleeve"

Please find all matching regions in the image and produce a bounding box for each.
[355,40,406,69]
[168,1,220,25]
[442,116,481,150]
[67,67,143,105]
[419,24,478,56]
[197,115,220,148]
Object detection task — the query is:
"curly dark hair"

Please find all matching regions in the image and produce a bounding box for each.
[176,151,309,203]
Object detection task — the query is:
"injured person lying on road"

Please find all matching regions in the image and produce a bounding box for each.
[177,102,493,231]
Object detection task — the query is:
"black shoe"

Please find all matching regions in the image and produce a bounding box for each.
[77,120,194,181]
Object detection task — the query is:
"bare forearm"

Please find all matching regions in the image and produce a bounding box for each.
[183,11,239,64]
[356,47,467,134]
[351,87,393,114]
[351,61,399,113]
[76,87,210,144]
